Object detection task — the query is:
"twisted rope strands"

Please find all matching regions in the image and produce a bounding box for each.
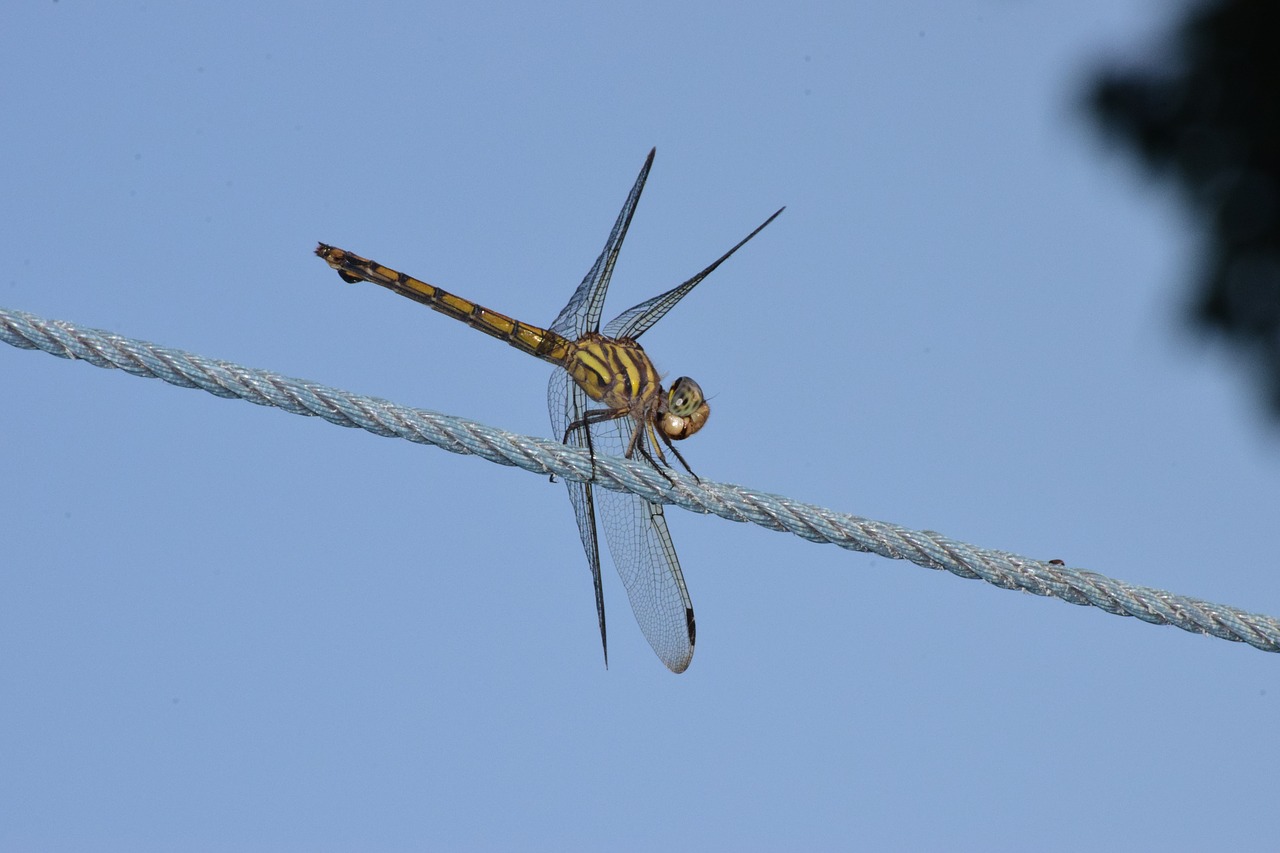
[4,304,1278,653]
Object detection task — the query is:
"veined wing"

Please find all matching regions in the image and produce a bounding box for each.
[604,206,785,340]
[549,149,655,339]
[550,364,695,672]
[548,367,609,667]
[570,206,786,671]
[592,412,695,672]
[546,148,658,670]
[597,443,696,671]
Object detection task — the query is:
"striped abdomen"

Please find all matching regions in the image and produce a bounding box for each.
[315,243,574,365]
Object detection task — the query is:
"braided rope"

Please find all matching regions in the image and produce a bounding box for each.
[4,304,1278,653]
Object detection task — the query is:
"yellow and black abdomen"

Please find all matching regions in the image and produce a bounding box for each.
[315,243,573,365]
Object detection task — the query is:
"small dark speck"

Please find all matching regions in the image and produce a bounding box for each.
[804,54,811,62]
[172,698,180,704]
[919,30,926,38]
[134,153,142,160]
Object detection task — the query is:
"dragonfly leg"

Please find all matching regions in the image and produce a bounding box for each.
[562,409,686,486]
[561,408,628,481]
[632,438,678,487]
[562,407,630,442]
[657,431,700,484]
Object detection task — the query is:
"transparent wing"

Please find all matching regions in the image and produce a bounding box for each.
[548,366,695,673]
[605,206,784,339]
[548,368,609,667]
[590,414,696,673]
[549,149,656,339]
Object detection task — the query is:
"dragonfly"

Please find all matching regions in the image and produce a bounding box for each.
[316,149,782,672]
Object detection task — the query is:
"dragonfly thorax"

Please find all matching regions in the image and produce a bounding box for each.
[565,333,663,411]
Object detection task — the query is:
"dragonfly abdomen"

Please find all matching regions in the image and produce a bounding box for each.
[315,243,573,364]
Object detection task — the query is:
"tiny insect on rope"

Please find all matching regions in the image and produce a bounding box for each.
[4,303,1279,654]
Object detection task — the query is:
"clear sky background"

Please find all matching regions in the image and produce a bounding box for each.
[3,2,1278,850]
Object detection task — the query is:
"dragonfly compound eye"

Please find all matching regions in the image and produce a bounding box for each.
[660,377,710,441]
[659,402,710,440]
[666,376,704,417]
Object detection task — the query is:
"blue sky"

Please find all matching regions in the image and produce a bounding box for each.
[3,2,1278,849]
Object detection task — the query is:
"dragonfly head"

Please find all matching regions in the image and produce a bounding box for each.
[660,376,710,441]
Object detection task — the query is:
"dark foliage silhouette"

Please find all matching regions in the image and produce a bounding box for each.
[1089,0,1280,419]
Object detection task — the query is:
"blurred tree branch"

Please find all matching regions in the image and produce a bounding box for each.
[1088,0,1280,420]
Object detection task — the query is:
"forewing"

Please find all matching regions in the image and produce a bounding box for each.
[548,368,609,666]
[549,149,656,338]
[605,206,784,340]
